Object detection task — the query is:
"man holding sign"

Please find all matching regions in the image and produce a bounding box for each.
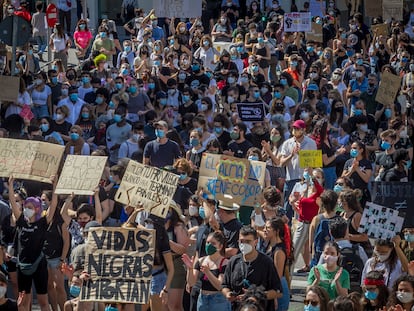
[280,120,317,222]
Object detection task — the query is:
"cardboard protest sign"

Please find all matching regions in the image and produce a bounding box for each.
[198,154,266,206]
[299,150,323,168]
[375,71,401,105]
[154,0,201,18]
[365,0,382,17]
[81,227,155,304]
[0,75,19,102]
[358,202,404,239]
[0,138,64,183]
[284,12,311,32]
[236,103,265,122]
[306,22,323,43]
[371,23,389,37]
[371,181,414,228]
[382,0,403,21]
[55,155,107,195]
[115,160,179,218]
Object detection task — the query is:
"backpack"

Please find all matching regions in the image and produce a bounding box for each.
[311,215,340,266]
[339,244,364,293]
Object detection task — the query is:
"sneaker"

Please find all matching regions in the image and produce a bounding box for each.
[296,266,310,273]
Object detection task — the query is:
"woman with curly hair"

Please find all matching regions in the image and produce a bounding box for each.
[387,275,414,310]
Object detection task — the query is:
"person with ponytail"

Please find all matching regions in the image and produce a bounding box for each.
[262,217,290,311]
[183,231,231,311]
[361,271,389,311]
[8,175,59,311]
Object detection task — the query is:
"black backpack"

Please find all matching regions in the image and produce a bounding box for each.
[339,244,364,293]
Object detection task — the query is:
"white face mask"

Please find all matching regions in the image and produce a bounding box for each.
[189,206,199,216]
[23,208,35,219]
[0,286,6,298]
[375,251,391,262]
[239,242,253,255]
[324,255,338,265]
[397,291,414,304]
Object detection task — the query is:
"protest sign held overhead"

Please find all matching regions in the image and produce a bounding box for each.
[153,0,201,18]
[0,76,19,102]
[284,12,311,32]
[198,154,266,206]
[116,160,179,218]
[358,202,404,239]
[375,71,401,105]
[81,227,155,304]
[237,103,265,122]
[365,0,382,17]
[382,0,403,20]
[306,22,323,43]
[0,138,64,183]
[55,155,107,195]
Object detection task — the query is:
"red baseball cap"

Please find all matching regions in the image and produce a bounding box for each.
[292,120,306,129]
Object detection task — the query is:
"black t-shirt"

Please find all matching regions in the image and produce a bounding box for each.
[220,218,242,249]
[222,252,282,311]
[17,215,48,263]
[108,184,123,220]
[228,139,253,158]
[375,151,395,171]
[48,83,62,107]
[149,215,171,266]
[0,299,17,311]
[43,213,64,259]
[195,258,227,291]
[245,132,270,150]
[343,158,372,189]
[383,168,407,182]
[216,131,232,152]
[52,120,72,136]
[321,142,336,168]
[178,102,198,116]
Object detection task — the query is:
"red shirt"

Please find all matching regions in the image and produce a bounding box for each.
[14,9,31,22]
[298,180,324,222]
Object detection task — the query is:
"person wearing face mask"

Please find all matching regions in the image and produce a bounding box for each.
[362,239,406,290]
[51,105,71,140]
[303,286,330,311]
[213,50,239,83]
[222,226,282,311]
[91,26,116,64]
[211,14,233,42]
[77,73,93,100]
[0,271,17,310]
[246,122,270,150]
[126,78,153,123]
[183,230,231,311]
[29,71,52,119]
[73,19,93,60]
[374,129,398,180]
[382,149,411,182]
[49,23,71,69]
[359,74,380,116]
[185,129,205,179]
[8,175,58,311]
[143,120,181,168]
[348,115,378,163]
[74,104,96,141]
[280,119,317,222]
[118,122,144,159]
[105,105,132,164]
[5,77,32,119]
[391,119,413,166]
[401,228,414,262]
[65,125,90,155]
[212,114,232,151]
[304,64,328,94]
[252,33,271,81]
[307,241,350,299]
[347,65,368,106]
[387,275,414,310]
[63,271,87,311]
[361,271,389,311]
[47,69,63,110]
[225,122,253,158]
[57,87,85,125]
[193,35,220,72]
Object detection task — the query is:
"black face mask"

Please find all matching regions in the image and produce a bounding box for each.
[67,74,75,80]
[307,92,315,99]
[335,107,343,112]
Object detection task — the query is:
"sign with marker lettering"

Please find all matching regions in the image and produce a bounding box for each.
[0,138,64,183]
[375,71,401,105]
[371,181,414,228]
[198,154,266,206]
[81,227,155,304]
[115,160,179,218]
[299,150,323,168]
[55,155,107,195]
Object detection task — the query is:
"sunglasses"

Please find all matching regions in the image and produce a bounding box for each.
[304,300,319,306]
[335,182,344,186]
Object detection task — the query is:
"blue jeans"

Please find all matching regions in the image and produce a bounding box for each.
[283,179,300,224]
[32,105,49,119]
[322,166,336,190]
[277,276,290,311]
[197,292,231,311]
[34,35,47,54]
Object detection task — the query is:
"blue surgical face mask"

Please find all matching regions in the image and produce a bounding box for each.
[70,285,81,297]
[113,114,122,123]
[182,95,190,102]
[214,127,223,134]
[95,96,104,105]
[108,101,115,109]
[280,78,287,86]
[129,86,137,93]
[155,129,165,138]
[69,94,78,102]
[356,59,363,65]
[190,138,199,147]
[274,91,282,99]
[122,68,129,75]
[100,32,106,38]
[79,24,86,30]
[333,184,343,193]
[304,305,320,311]
[353,108,363,116]
[198,206,206,219]
[248,155,259,161]
[307,46,314,53]
[191,64,200,71]
[70,132,80,141]
[303,171,310,180]
[291,60,298,67]
[148,83,155,89]
[228,77,235,84]
[105,307,118,311]
[346,50,354,57]
[40,124,49,132]
[350,149,359,158]
[384,108,392,119]
[115,83,123,90]
[82,112,89,119]
[51,77,58,84]
[160,98,167,106]
[82,77,90,84]
[254,91,260,99]
[405,160,412,170]
[179,73,187,80]
[364,290,378,300]
[381,141,391,150]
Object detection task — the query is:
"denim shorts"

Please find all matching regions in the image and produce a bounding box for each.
[197,292,231,311]
[150,270,167,295]
[47,257,61,269]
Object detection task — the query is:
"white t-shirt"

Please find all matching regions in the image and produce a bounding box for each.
[5,91,31,118]
[361,257,404,290]
[52,33,69,52]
